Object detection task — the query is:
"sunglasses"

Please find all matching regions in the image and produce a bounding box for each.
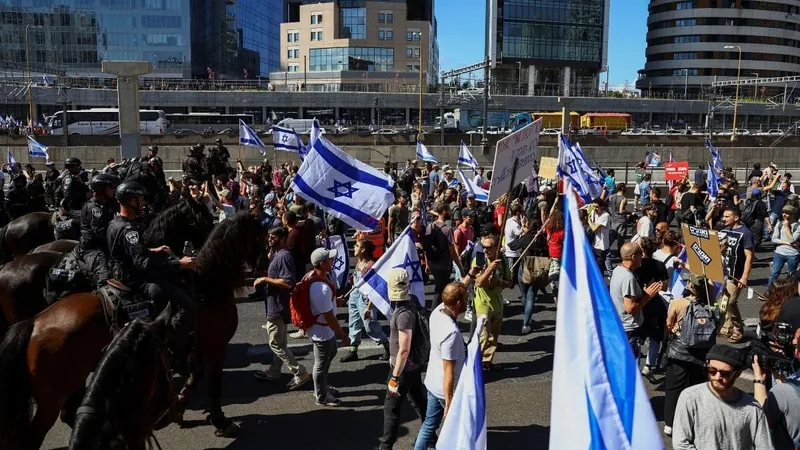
[483,245,495,250]
[706,366,736,379]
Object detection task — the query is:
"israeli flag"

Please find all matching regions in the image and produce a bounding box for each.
[326,235,350,291]
[706,138,723,173]
[239,119,267,155]
[355,225,425,317]
[665,248,688,302]
[557,134,604,202]
[27,136,49,160]
[272,125,303,153]
[458,141,478,171]
[707,162,719,200]
[436,315,488,450]
[7,150,15,169]
[646,151,661,167]
[299,118,321,161]
[550,178,663,450]
[292,136,395,232]
[458,169,489,202]
[416,140,438,163]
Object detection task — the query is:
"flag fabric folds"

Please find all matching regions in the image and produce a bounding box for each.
[667,153,676,189]
[458,141,479,171]
[27,136,49,160]
[293,136,395,232]
[272,125,303,153]
[670,249,689,301]
[550,178,663,450]
[707,162,719,200]
[354,225,425,317]
[436,315,488,450]
[646,151,661,167]
[416,140,438,163]
[557,134,604,202]
[325,235,350,291]
[458,169,489,202]
[239,119,267,155]
[7,150,15,168]
[706,138,723,173]
[299,118,321,161]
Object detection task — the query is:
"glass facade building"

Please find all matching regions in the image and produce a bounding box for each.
[309,47,394,71]
[339,7,366,39]
[0,0,190,76]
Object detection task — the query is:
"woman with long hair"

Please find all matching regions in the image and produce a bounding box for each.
[545,208,565,294]
[340,239,390,362]
[410,181,424,212]
[662,274,714,437]
[759,278,796,330]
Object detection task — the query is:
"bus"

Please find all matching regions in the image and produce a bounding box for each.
[165,113,255,133]
[47,108,167,135]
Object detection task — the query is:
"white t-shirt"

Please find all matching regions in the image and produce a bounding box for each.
[592,210,611,250]
[308,281,335,342]
[424,303,466,400]
[503,217,523,258]
[653,249,676,289]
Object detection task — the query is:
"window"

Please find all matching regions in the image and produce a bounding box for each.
[293,32,299,42]
[387,13,393,23]
[340,7,366,39]
[673,52,697,60]
[674,35,700,44]
[287,49,292,58]
[309,47,394,72]
[287,32,293,42]
[311,13,322,24]
[288,64,299,73]
[406,31,413,41]
[386,30,393,40]
[675,19,696,26]
[414,32,420,41]
[379,30,385,40]
[672,69,698,76]
[287,48,298,59]
[311,30,323,41]
[379,13,385,23]
[675,1,693,10]
[413,48,420,58]
[406,64,413,71]
[288,31,299,42]
[406,47,413,58]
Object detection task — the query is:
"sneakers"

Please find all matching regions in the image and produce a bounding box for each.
[290,329,307,339]
[521,325,532,335]
[287,373,311,391]
[340,350,359,363]
[327,385,340,396]
[663,425,672,436]
[641,365,651,377]
[254,370,281,381]
[316,394,341,407]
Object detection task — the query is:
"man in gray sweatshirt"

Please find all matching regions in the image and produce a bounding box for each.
[673,344,773,450]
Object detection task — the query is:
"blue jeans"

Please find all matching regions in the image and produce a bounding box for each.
[765,212,779,239]
[519,263,536,328]
[414,391,445,450]
[768,252,800,288]
[348,291,388,347]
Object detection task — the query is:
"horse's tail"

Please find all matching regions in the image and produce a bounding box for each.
[0,318,34,449]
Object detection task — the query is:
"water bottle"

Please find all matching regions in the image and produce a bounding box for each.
[183,240,196,257]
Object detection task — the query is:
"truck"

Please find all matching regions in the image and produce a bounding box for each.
[453,109,508,131]
[580,113,632,131]
[434,112,459,132]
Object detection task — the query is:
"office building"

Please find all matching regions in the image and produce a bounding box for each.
[0,0,191,78]
[271,0,440,93]
[191,0,283,79]
[486,0,611,96]
[636,0,800,96]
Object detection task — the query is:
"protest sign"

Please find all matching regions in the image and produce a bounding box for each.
[488,118,542,204]
[681,223,724,283]
[538,157,558,180]
[664,161,689,181]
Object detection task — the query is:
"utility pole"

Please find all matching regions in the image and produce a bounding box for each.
[481,58,490,151]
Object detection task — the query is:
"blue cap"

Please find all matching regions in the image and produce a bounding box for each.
[751,188,762,197]
[264,192,276,203]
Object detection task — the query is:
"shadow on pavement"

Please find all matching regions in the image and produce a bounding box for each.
[488,424,550,448]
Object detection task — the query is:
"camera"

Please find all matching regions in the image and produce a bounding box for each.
[746,322,797,378]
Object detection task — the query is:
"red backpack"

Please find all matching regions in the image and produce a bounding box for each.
[289,272,337,331]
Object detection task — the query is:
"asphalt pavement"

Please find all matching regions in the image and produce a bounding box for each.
[42,243,776,450]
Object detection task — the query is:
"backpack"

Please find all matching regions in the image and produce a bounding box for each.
[289,273,335,331]
[394,301,431,366]
[679,302,718,349]
[422,222,444,262]
[740,199,759,228]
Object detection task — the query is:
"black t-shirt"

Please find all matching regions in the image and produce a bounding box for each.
[720,225,755,279]
[776,296,800,332]
[635,258,669,288]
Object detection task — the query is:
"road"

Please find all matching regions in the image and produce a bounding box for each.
[43,244,775,450]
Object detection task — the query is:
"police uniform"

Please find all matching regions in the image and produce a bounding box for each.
[62,173,89,210]
[106,214,194,355]
[44,167,59,207]
[4,178,31,219]
[80,198,118,287]
[182,147,208,186]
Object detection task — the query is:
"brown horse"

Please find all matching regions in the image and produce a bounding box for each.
[0,198,215,337]
[0,212,54,264]
[68,310,177,450]
[32,239,79,254]
[0,212,265,449]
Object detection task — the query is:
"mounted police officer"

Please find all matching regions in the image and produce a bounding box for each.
[144,145,166,184]
[4,173,31,219]
[26,173,47,212]
[55,157,89,211]
[107,181,196,366]
[44,161,59,207]
[208,138,232,177]
[53,198,82,240]
[182,144,208,187]
[80,173,121,288]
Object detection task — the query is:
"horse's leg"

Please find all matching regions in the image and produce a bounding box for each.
[23,401,60,450]
[60,384,86,427]
[206,352,239,438]
[175,361,205,425]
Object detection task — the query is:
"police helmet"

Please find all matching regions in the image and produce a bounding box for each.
[64,157,82,168]
[90,173,121,192]
[148,145,159,153]
[216,138,222,144]
[115,181,147,204]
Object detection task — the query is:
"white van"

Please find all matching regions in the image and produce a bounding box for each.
[276,118,317,132]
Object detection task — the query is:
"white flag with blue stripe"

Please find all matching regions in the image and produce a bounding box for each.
[354,225,425,317]
[239,119,267,155]
[707,162,719,200]
[550,178,663,450]
[7,150,16,168]
[458,141,478,171]
[458,169,489,202]
[706,138,723,173]
[27,136,49,160]
[557,134,604,202]
[293,136,395,232]
[416,140,438,163]
[326,235,350,291]
[272,125,303,153]
[299,118,321,161]
[436,315,488,450]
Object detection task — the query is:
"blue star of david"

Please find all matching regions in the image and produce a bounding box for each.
[566,160,578,175]
[332,255,345,271]
[394,254,423,284]
[327,179,359,199]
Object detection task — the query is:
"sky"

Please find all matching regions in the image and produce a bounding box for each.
[436,0,648,88]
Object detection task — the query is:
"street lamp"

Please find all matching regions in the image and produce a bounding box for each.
[724,45,742,141]
[751,72,759,99]
[417,31,424,142]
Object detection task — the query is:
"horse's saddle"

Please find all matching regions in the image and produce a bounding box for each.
[45,251,93,305]
[97,280,156,333]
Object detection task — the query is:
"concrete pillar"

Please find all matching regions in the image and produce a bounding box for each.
[102,61,152,159]
[527,65,537,97]
[298,107,303,119]
[334,106,340,122]
[262,106,267,125]
[558,96,573,136]
[224,106,230,114]
[405,108,410,124]
[563,67,571,97]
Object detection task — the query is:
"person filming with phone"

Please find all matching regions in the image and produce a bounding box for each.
[472,233,513,371]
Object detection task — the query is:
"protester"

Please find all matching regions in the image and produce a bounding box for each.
[768,205,800,288]
[752,327,800,449]
[473,233,512,370]
[719,208,755,343]
[588,197,612,276]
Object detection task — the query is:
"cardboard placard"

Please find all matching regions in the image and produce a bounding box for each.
[681,224,724,283]
[664,161,689,181]
[538,156,558,180]
[487,118,542,204]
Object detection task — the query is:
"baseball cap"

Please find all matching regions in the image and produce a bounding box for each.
[310,248,337,266]
[387,268,410,302]
[782,205,796,215]
[461,208,476,218]
[706,344,745,371]
[751,188,762,197]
